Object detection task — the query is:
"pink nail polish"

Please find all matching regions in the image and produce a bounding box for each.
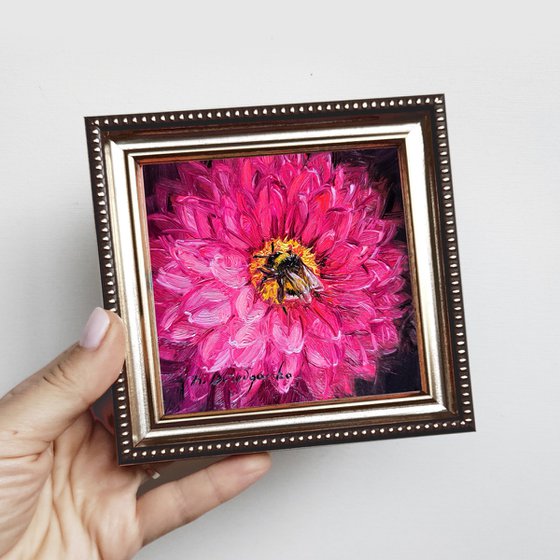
[79,307,111,349]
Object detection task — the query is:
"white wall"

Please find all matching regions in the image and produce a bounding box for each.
[1,2,559,559]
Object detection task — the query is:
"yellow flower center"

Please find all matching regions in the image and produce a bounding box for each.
[249,238,322,304]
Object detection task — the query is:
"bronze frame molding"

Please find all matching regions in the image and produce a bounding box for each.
[85,93,475,465]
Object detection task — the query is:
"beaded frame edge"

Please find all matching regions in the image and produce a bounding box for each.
[85,93,475,465]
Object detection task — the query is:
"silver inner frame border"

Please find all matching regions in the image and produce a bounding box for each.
[105,121,451,445]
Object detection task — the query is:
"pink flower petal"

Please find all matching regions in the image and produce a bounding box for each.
[255,178,286,239]
[235,286,267,323]
[170,240,212,276]
[286,168,320,205]
[306,152,334,184]
[274,352,300,393]
[174,196,218,238]
[306,300,342,340]
[302,365,336,400]
[163,319,200,343]
[325,207,353,241]
[182,284,232,328]
[270,310,304,354]
[198,329,232,372]
[305,335,341,368]
[155,263,194,294]
[299,188,334,246]
[371,320,399,350]
[284,195,309,239]
[209,251,249,289]
[231,339,266,368]
[229,320,261,348]
[312,229,336,257]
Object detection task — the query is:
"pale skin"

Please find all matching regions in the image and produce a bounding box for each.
[0,310,271,559]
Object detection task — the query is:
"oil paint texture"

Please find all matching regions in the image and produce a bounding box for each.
[144,149,420,414]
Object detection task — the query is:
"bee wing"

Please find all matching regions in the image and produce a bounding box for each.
[284,267,323,298]
[284,270,311,295]
[300,265,323,291]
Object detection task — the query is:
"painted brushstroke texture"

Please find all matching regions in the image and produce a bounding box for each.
[145,150,418,413]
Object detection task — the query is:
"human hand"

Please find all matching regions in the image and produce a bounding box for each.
[0,308,271,559]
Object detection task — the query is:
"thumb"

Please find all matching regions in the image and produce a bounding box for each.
[0,308,125,451]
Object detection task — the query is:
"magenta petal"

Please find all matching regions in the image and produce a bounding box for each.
[305,336,340,368]
[158,301,182,331]
[155,263,194,294]
[182,285,232,328]
[209,252,249,289]
[252,155,277,175]
[302,364,336,400]
[343,332,376,374]
[198,329,232,372]
[263,344,283,376]
[175,161,217,200]
[229,320,261,348]
[300,187,335,241]
[228,319,267,368]
[372,320,399,350]
[230,374,264,406]
[306,152,334,184]
[185,375,212,405]
[170,240,212,276]
[307,300,342,339]
[278,154,305,187]
[232,339,266,368]
[235,286,266,323]
[240,158,254,192]
[284,195,309,238]
[312,229,336,257]
[270,310,304,354]
[255,179,286,239]
[150,243,172,270]
[164,319,199,343]
[325,207,353,241]
[286,168,320,204]
[174,196,217,238]
[219,205,257,250]
[275,352,300,393]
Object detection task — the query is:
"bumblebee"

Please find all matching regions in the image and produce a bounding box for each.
[253,242,323,304]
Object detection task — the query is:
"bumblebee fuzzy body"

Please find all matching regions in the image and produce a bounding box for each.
[254,244,323,304]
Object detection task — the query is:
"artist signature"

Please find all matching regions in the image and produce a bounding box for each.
[189,371,292,391]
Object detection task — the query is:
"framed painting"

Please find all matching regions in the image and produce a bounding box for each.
[85,94,475,465]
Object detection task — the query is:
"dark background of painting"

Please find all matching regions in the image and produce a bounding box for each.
[144,148,421,405]
[332,148,420,396]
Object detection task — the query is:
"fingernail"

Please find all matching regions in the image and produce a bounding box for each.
[243,453,272,477]
[79,307,111,349]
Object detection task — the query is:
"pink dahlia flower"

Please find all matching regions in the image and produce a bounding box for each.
[147,152,410,413]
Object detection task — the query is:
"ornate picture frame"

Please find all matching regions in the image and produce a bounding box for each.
[85,94,475,465]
